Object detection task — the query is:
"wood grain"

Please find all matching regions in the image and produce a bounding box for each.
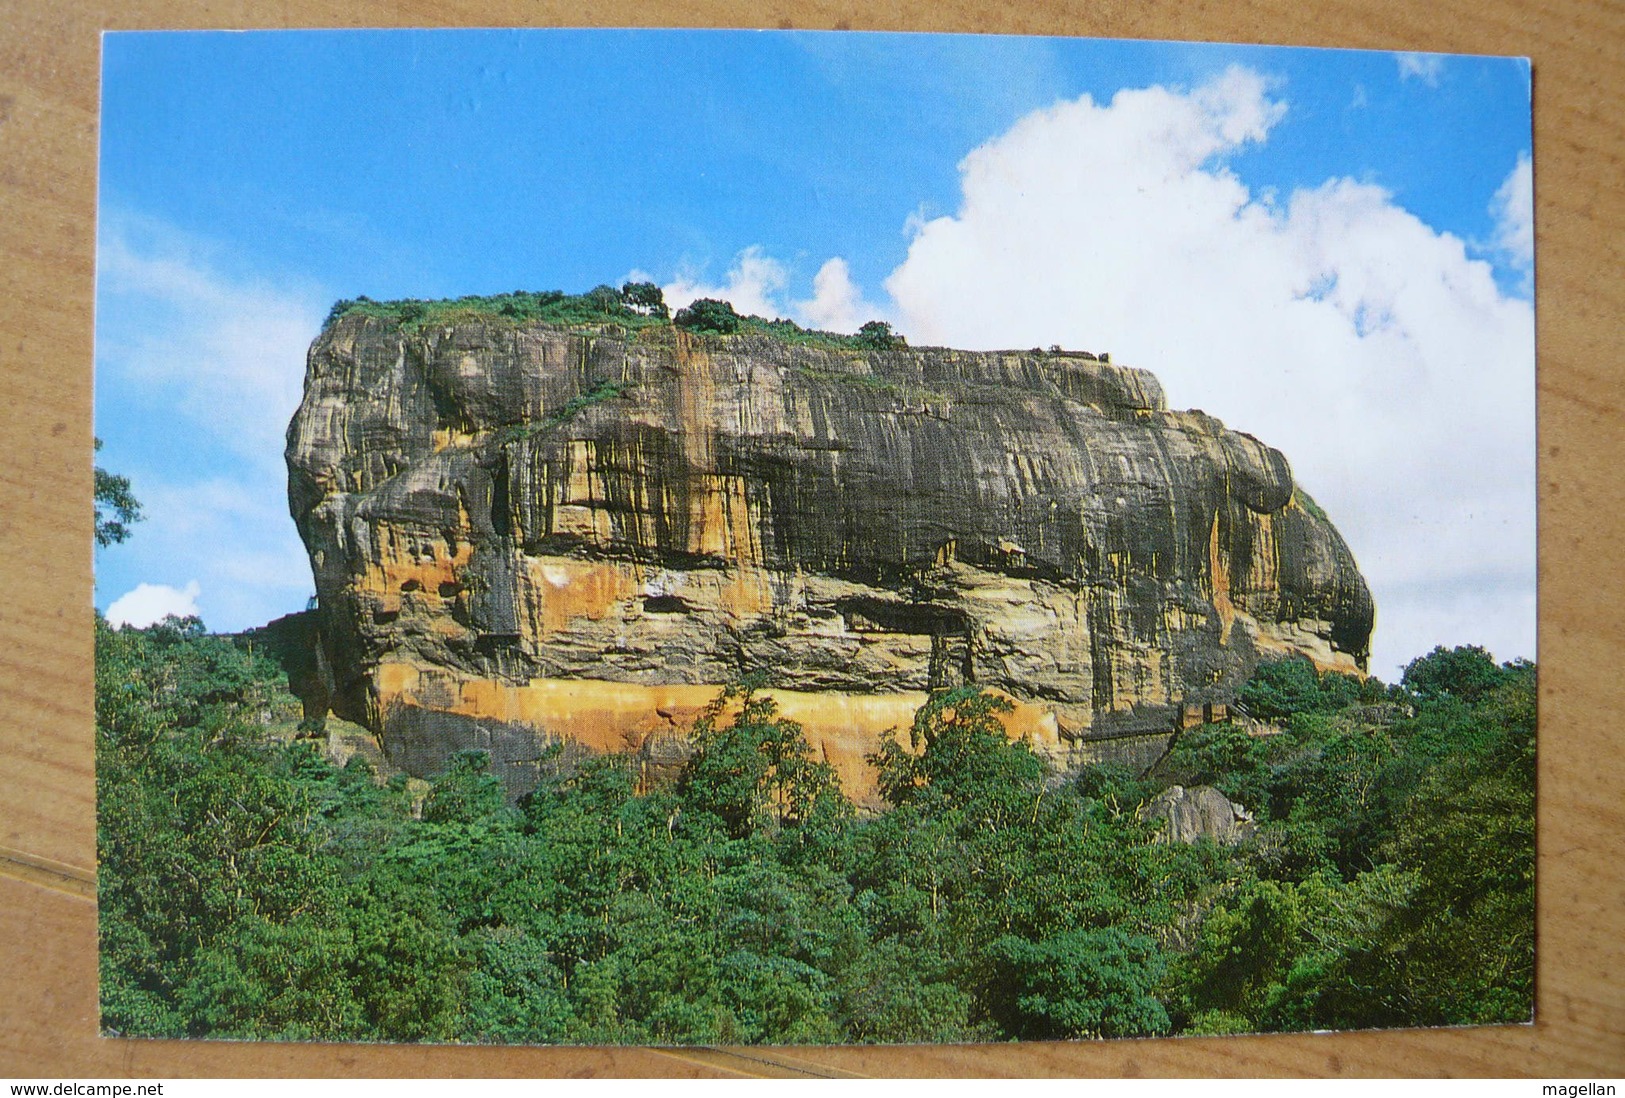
[1,0,1619,1077]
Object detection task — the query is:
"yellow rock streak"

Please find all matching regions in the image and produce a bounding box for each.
[375,665,1063,803]
[1208,509,1235,647]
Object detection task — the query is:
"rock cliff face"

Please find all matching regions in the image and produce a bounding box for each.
[286,315,1372,801]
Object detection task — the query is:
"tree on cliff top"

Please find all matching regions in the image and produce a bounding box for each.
[854,320,905,351]
[673,298,742,335]
[620,281,669,319]
[95,438,143,548]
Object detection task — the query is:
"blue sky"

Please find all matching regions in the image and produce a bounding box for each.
[94,29,1534,680]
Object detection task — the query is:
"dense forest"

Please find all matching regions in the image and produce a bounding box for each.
[96,613,1534,1044]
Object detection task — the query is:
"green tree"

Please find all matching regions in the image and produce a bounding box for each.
[461,925,573,1043]
[872,687,1044,818]
[175,915,365,1040]
[677,680,848,843]
[422,749,512,826]
[832,937,981,1043]
[1316,677,1535,1028]
[1401,644,1510,704]
[984,927,1170,1038]
[94,438,143,547]
[620,280,670,318]
[584,283,625,313]
[673,297,742,334]
[854,320,905,350]
[1171,867,1416,1034]
[94,570,1536,1045]
[1239,655,1363,722]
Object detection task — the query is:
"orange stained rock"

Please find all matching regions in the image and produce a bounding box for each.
[373,665,1064,803]
[673,329,717,471]
[563,439,598,503]
[1208,509,1236,647]
[353,532,476,613]
[1241,509,1279,593]
[521,556,643,638]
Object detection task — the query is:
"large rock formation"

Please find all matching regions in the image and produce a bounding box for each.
[285,314,1372,801]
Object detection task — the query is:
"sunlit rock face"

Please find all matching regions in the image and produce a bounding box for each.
[286,315,1372,802]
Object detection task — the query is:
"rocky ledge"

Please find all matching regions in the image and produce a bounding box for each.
[285,314,1372,802]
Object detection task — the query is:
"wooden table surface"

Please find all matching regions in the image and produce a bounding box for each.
[1,0,1620,1078]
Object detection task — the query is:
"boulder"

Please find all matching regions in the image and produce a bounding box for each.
[1140,784,1257,845]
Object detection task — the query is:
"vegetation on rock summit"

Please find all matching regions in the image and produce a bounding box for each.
[325,282,909,353]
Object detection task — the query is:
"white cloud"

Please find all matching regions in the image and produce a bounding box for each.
[1396,52,1446,86]
[620,72,1537,678]
[662,246,792,320]
[96,214,324,471]
[107,475,314,633]
[106,581,202,628]
[96,213,322,632]
[795,258,886,333]
[658,248,889,336]
[868,66,1535,679]
[1490,152,1534,291]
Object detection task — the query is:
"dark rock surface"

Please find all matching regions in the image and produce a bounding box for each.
[285,315,1373,800]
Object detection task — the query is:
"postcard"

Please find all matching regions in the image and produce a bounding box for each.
[94,29,1534,1045]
